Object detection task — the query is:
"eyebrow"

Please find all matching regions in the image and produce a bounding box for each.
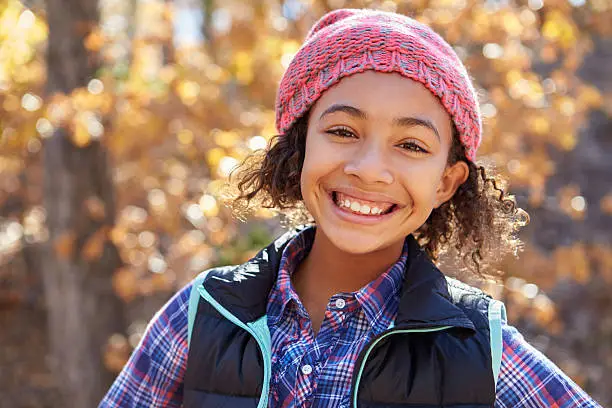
[319,103,440,141]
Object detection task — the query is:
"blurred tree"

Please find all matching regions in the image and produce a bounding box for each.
[503,35,612,398]
[42,0,126,405]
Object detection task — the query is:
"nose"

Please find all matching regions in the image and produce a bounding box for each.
[343,142,394,185]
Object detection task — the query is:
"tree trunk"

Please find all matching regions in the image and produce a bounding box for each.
[43,0,125,406]
[201,0,217,60]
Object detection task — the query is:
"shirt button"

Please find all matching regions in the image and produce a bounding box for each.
[335,298,346,309]
[301,364,313,375]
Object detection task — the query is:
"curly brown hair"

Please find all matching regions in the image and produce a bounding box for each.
[227,112,527,279]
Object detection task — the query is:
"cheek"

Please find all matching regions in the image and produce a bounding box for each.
[398,163,444,208]
[300,136,324,200]
[300,140,315,190]
[301,134,340,183]
[299,164,311,198]
[424,170,446,206]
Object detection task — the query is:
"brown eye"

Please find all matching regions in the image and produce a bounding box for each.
[398,141,428,154]
[327,126,356,139]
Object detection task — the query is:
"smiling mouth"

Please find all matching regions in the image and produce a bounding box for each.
[330,191,398,217]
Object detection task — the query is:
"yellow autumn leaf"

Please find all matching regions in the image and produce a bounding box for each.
[578,85,603,109]
[214,130,239,148]
[82,227,109,262]
[600,194,612,215]
[528,116,551,135]
[71,117,92,148]
[558,132,577,151]
[53,230,77,260]
[112,268,138,302]
[502,11,523,37]
[85,28,106,52]
[177,129,194,145]
[206,147,225,167]
[199,194,219,217]
[176,80,200,105]
[85,195,107,221]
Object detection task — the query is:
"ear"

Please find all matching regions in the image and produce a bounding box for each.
[434,161,469,208]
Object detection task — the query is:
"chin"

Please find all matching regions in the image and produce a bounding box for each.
[317,222,404,255]
[315,214,420,256]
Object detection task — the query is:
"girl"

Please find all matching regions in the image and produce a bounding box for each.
[101,9,600,408]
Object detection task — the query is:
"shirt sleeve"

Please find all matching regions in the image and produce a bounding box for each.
[98,283,192,408]
[495,323,602,408]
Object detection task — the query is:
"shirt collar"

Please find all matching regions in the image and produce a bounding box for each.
[266,228,312,324]
[203,225,474,333]
[266,226,408,333]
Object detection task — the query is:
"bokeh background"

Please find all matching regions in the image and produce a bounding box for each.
[0,0,611,406]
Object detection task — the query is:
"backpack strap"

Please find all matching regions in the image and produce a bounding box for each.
[488,299,507,389]
[187,271,209,348]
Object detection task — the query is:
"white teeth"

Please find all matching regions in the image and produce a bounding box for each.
[335,192,391,216]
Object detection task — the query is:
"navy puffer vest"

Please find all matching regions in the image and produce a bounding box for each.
[184,227,502,407]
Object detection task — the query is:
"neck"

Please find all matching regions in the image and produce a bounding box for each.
[293,227,405,300]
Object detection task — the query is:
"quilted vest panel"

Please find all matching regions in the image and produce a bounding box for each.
[183,301,264,406]
[184,288,495,407]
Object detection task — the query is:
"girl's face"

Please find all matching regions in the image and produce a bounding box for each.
[301,71,469,255]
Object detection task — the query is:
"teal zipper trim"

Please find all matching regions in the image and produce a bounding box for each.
[352,325,453,408]
[488,299,506,388]
[197,286,271,408]
[187,272,209,348]
[249,315,272,408]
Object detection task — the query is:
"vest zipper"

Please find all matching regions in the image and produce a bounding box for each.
[351,325,453,408]
[197,286,272,408]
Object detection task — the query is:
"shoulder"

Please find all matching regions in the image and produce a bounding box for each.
[496,323,601,407]
[99,279,197,407]
[444,276,491,301]
[444,277,496,324]
[137,280,193,350]
[136,270,228,351]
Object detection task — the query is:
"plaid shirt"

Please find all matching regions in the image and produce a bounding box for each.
[100,231,601,408]
[266,231,407,407]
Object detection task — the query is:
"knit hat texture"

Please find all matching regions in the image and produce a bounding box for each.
[275,8,482,161]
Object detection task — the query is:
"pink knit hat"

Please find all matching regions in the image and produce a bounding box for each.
[275,8,482,161]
